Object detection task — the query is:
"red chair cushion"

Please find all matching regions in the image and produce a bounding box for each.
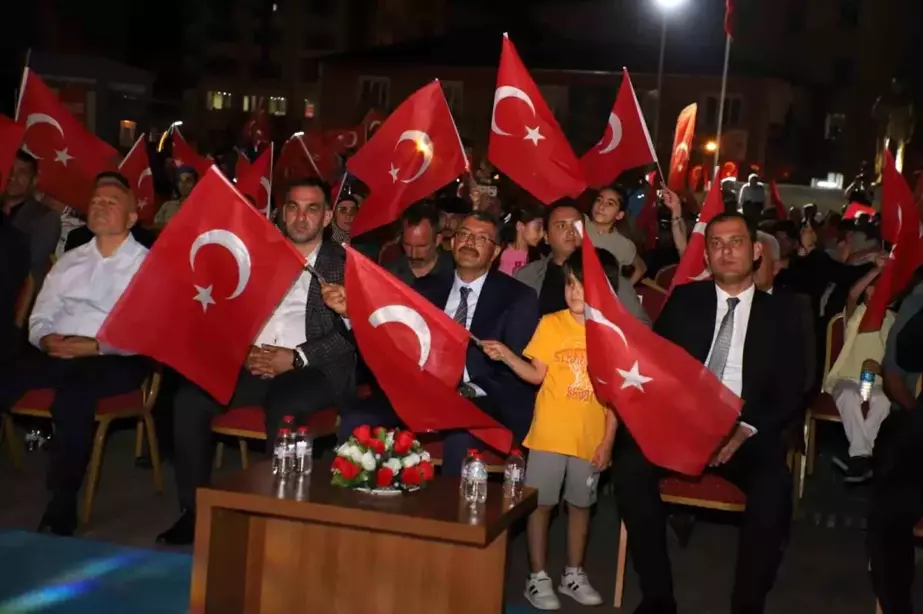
[654,265,677,290]
[659,474,746,507]
[211,406,338,437]
[13,388,144,417]
[810,392,839,419]
[421,437,506,467]
[635,284,667,322]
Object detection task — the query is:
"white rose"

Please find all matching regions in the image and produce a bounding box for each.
[385,458,403,473]
[386,431,395,448]
[421,451,431,463]
[360,450,377,472]
[402,453,421,468]
[349,446,364,464]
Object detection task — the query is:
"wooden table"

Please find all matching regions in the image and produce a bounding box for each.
[189,460,537,614]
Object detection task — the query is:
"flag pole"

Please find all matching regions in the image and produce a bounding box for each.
[712,33,731,175]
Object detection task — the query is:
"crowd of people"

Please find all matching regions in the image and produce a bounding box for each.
[1,142,923,614]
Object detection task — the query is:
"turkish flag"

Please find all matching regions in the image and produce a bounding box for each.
[348,81,467,236]
[580,69,657,189]
[581,230,741,475]
[720,161,739,181]
[489,34,586,204]
[860,151,923,332]
[636,173,661,251]
[98,167,305,403]
[324,128,359,154]
[235,145,273,218]
[242,104,270,149]
[769,180,786,220]
[344,246,512,452]
[15,68,118,209]
[360,109,386,144]
[724,0,736,39]
[117,134,158,224]
[667,104,697,192]
[235,152,251,180]
[0,114,25,192]
[171,129,211,178]
[669,178,724,293]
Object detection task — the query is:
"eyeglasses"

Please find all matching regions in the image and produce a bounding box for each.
[455,229,496,246]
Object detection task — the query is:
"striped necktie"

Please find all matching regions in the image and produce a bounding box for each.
[706,297,740,381]
[453,286,471,328]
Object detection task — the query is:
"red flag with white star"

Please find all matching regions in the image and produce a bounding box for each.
[235,145,273,218]
[668,178,724,293]
[117,134,158,224]
[171,129,211,178]
[667,104,697,192]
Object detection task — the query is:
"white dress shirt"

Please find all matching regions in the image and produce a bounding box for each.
[704,283,757,433]
[443,271,488,392]
[738,183,766,205]
[29,235,148,351]
[254,245,319,363]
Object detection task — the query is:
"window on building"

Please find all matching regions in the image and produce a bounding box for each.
[441,81,464,120]
[833,58,855,86]
[358,76,390,110]
[839,0,860,28]
[206,91,233,111]
[268,96,287,116]
[704,95,743,129]
[304,99,316,118]
[119,120,137,149]
[825,113,846,140]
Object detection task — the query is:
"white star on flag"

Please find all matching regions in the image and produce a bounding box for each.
[389,163,400,183]
[524,126,545,146]
[138,198,149,210]
[54,148,74,166]
[616,361,653,391]
[193,285,216,312]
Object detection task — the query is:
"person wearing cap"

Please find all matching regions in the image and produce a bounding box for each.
[154,165,199,226]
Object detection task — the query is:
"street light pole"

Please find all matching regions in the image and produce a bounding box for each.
[653,15,667,147]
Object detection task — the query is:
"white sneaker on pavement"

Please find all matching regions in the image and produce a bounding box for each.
[525,571,561,610]
[559,568,603,606]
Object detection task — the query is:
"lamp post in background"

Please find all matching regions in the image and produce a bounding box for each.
[652,0,686,148]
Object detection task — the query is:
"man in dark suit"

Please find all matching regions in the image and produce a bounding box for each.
[331,211,540,475]
[156,178,356,545]
[611,212,804,614]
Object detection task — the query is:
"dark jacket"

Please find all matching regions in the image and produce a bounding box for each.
[385,249,455,287]
[6,197,60,290]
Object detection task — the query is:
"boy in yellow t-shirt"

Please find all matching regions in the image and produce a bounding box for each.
[482,247,618,611]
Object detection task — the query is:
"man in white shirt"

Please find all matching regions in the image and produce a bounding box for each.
[611,212,805,614]
[0,172,150,536]
[738,174,766,222]
[157,177,356,546]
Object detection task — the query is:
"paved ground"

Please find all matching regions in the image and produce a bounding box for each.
[1,418,920,613]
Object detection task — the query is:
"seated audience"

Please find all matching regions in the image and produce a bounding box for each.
[328,211,540,475]
[63,174,157,251]
[326,195,358,245]
[157,178,356,546]
[498,203,544,277]
[481,247,620,610]
[585,185,646,285]
[154,165,198,226]
[0,172,150,536]
[385,201,455,286]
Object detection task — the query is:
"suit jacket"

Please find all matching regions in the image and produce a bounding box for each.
[773,287,817,396]
[654,281,804,436]
[297,241,357,404]
[415,268,540,439]
[7,197,60,290]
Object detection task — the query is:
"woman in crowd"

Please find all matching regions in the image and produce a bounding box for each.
[499,202,545,276]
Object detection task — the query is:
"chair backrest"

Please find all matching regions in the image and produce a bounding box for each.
[654,264,677,290]
[14,273,36,329]
[824,313,846,379]
[635,279,668,322]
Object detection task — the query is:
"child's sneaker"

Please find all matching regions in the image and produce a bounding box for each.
[559,567,603,606]
[525,571,561,610]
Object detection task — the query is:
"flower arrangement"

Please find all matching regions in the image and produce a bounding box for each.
[331,425,435,491]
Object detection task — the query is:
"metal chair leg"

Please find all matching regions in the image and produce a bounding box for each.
[143,412,163,493]
[215,442,224,469]
[614,520,628,607]
[806,417,817,476]
[81,417,112,526]
[134,420,144,458]
[239,439,249,469]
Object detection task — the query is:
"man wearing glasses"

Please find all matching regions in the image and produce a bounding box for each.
[334,211,540,475]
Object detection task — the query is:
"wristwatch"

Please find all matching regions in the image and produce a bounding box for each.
[292,351,305,369]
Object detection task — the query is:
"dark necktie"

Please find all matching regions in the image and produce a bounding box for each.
[707,297,740,381]
[453,286,471,329]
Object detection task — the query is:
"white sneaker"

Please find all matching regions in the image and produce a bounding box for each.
[559,568,603,606]
[525,571,561,610]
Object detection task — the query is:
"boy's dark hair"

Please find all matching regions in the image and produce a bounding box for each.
[545,198,582,226]
[563,247,620,292]
[285,177,332,208]
[15,149,38,175]
[704,211,757,243]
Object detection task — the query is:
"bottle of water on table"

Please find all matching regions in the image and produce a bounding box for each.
[294,426,313,475]
[464,452,488,505]
[459,448,477,494]
[272,427,294,478]
[859,369,875,403]
[503,448,525,500]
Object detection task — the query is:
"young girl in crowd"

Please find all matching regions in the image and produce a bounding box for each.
[585,185,647,285]
[482,247,619,611]
[499,203,545,276]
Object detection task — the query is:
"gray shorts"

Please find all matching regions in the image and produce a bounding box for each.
[525,450,599,508]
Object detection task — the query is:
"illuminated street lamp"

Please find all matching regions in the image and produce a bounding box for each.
[704,140,718,153]
[652,0,686,146]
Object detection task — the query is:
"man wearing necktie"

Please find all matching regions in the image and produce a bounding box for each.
[611,212,805,614]
[337,211,540,475]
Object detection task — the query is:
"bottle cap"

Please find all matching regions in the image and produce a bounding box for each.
[511,447,523,456]
[467,448,478,455]
[296,426,309,434]
[279,427,292,435]
[283,415,295,422]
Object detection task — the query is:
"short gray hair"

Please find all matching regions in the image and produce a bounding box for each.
[756,230,780,261]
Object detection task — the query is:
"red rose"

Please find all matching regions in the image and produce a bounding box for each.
[376,467,394,488]
[393,430,415,455]
[352,425,372,446]
[400,466,422,486]
[418,460,435,481]
[373,426,387,438]
[369,438,386,455]
[339,460,361,481]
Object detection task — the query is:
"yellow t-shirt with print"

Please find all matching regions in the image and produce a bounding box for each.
[522,309,608,462]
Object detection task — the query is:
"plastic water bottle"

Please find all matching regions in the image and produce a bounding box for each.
[859,369,875,402]
[503,448,525,500]
[464,452,488,505]
[294,426,313,475]
[272,428,294,478]
[459,448,478,494]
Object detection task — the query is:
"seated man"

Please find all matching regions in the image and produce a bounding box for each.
[0,172,150,536]
[157,177,356,546]
[385,200,455,286]
[329,211,540,475]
